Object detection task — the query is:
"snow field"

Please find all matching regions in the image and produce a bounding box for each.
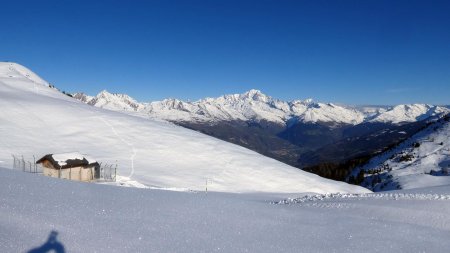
[1,168,449,253]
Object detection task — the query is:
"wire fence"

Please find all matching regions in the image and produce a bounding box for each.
[12,154,43,173]
[99,162,117,182]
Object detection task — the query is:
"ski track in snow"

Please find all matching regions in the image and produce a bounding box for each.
[99,117,137,178]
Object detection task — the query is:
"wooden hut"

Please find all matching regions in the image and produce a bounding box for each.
[36,152,100,182]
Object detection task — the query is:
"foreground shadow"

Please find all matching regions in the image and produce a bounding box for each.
[27,230,65,253]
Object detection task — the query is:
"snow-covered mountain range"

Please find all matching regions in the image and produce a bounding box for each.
[0,62,368,194]
[74,89,449,125]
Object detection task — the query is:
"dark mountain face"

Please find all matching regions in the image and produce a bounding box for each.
[178,120,303,167]
[300,121,430,166]
[278,122,352,151]
[175,119,433,182]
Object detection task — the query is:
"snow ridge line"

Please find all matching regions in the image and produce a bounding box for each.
[273,192,450,205]
[99,117,137,178]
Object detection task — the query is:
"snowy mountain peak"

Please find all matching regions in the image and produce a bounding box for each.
[241,89,269,102]
[97,89,113,97]
[304,98,314,104]
[86,90,142,111]
[153,98,190,111]
[291,98,315,106]
[96,90,132,100]
[243,88,262,96]
[72,92,94,103]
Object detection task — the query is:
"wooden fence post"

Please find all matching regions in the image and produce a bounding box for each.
[99,162,103,180]
[114,161,117,182]
[11,155,15,169]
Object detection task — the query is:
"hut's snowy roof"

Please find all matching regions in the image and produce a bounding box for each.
[36,152,98,169]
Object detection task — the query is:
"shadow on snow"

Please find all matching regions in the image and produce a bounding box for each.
[27,230,65,253]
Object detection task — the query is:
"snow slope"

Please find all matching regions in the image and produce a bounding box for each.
[358,115,450,191]
[0,62,367,194]
[75,89,449,125]
[1,167,450,253]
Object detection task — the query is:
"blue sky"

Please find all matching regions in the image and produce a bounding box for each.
[1,0,449,105]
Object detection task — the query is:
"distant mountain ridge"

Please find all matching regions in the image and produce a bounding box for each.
[74,89,449,125]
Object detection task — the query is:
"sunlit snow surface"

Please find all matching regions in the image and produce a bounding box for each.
[0,62,367,194]
[1,168,450,253]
